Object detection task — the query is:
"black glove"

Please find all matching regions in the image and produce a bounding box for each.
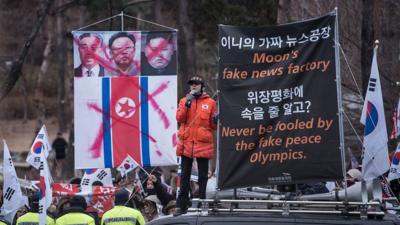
[185,94,192,108]
[185,91,196,108]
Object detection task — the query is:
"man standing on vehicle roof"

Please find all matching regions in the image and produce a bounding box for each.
[174,76,218,216]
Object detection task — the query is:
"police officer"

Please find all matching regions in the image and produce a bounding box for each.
[101,189,145,225]
[16,193,55,225]
[56,196,96,225]
[0,219,9,225]
[0,212,10,225]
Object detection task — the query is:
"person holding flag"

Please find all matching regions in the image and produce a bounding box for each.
[16,193,55,225]
[360,40,390,180]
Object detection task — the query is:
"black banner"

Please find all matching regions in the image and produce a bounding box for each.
[217,12,342,189]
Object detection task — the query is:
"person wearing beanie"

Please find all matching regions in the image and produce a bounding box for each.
[101,189,145,225]
[346,168,362,187]
[56,195,96,225]
[16,193,55,225]
[174,76,218,216]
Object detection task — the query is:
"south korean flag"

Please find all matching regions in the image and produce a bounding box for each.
[117,155,139,177]
[80,168,113,193]
[1,140,27,223]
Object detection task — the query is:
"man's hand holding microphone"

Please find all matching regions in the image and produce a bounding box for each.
[185,90,196,108]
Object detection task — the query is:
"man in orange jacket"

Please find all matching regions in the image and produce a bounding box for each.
[174,76,218,216]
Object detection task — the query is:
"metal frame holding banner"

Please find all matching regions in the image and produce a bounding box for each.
[73,30,178,169]
[217,11,344,189]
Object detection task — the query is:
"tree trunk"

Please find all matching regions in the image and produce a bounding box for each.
[108,0,114,30]
[178,0,196,97]
[360,0,374,96]
[154,0,162,23]
[20,75,29,123]
[34,19,53,134]
[56,0,66,133]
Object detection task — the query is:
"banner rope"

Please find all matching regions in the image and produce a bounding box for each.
[75,14,121,31]
[74,12,177,31]
[338,42,364,103]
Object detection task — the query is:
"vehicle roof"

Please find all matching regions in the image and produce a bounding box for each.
[148,212,400,225]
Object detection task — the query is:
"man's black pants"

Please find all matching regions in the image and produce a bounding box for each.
[176,155,209,209]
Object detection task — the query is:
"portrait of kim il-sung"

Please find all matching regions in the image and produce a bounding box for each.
[74,33,105,77]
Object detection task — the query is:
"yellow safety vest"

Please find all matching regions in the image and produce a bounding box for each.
[16,212,55,225]
[101,206,145,225]
[0,219,9,225]
[55,212,95,225]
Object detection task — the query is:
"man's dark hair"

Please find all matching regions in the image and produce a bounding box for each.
[70,195,87,210]
[29,192,40,212]
[92,181,103,186]
[108,32,136,48]
[145,32,173,44]
[69,177,82,185]
[78,33,103,45]
[114,188,130,206]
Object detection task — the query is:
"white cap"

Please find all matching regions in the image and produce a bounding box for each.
[347,169,362,180]
[145,195,161,205]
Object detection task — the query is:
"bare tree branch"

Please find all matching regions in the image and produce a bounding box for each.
[0,0,55,102]
[123,0,153,10]
[51,0,79,15]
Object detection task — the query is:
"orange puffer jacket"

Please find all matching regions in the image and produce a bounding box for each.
[176,92,217,159]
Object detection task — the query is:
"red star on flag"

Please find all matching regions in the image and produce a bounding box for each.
[118,99,134,116]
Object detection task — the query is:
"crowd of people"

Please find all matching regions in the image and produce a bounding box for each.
[0,75,217,224]
[0,163,209,225]
[3,188,146,225]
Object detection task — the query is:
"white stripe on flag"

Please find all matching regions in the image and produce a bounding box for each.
[2,140,27,223]
[147,76,178,166]
[75,77,105,169]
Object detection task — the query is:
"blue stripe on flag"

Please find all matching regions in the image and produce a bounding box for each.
[140,77,150,166]
[102,78,113,168]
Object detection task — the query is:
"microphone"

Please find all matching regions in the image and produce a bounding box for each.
[185,90,196,108]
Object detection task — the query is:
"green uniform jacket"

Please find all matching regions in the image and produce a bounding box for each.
[16,212,55,225]
[0,219,10,225]
[101,206,145,225]
[56,212,95,225]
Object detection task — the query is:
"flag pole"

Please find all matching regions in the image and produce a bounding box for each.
[334,7,348,201]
